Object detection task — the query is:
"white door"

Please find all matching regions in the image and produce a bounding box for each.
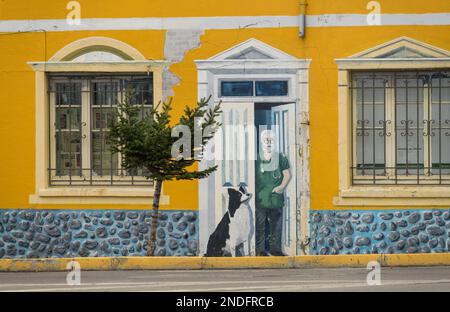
[214,102,256,256]
[271,103,297,256]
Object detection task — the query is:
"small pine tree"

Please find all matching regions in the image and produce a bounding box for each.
[109,89,221,256]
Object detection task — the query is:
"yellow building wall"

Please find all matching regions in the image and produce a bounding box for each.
[1,0,448,18]
[0,0,449,211]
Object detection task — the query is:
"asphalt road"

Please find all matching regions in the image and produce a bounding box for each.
[0,266,449,292]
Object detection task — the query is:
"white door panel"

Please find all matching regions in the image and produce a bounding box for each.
[271,103,297,256]
[214,103,256,256]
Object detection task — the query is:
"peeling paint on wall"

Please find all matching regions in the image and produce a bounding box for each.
[163,29,204,100]
[296,70,311,255]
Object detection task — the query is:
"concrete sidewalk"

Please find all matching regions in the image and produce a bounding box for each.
[0,253,449,272]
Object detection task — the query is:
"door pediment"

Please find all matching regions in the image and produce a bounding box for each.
[226,47,273,60]
[195,38,311,70]
[208,38,297,61]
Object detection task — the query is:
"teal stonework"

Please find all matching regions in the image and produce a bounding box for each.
[310,209,450,255]
[0,210,198,258]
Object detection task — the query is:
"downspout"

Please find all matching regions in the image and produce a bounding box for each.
[299,0,308,38]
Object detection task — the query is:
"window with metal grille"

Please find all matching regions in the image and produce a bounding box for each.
[48,73,154,186]
[351,71,450,185]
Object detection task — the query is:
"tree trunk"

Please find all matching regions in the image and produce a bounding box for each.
[147,179,163,256]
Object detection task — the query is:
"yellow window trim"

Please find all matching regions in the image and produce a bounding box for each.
[28,38,170,206]
[334,196,450,207]
[48,36,147,62]
[335,37,450,207]
[29,188,170,205]
[28,61,169,73]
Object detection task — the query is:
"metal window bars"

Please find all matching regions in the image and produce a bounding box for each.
[48,73,154,187]
[351,71,450,185]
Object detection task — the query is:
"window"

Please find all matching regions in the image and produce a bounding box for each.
[220,80,289,97]
[49,73,154,186]
[351,71,450,185]
[255,80,288,96]
[221,81,253,97]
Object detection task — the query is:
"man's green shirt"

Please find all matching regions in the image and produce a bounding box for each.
[255,152,290,210]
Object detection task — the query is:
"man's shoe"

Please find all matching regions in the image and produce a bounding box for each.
[256,251,271,257]
[269,251,287,257]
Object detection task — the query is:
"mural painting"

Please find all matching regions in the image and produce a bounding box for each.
[206,120,295,257]
[255,130,292,256]
[206,186,254,257]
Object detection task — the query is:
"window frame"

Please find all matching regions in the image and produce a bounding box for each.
[214,74,294,103]
[28,59,170,205]
[220,80,254,97]
[335,59,450,207]
[219,79,290,97]
[350,71,450,185]
[48,74,154,187]
[255,80,289,97]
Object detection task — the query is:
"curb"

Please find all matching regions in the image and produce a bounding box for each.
[0,254,449,272]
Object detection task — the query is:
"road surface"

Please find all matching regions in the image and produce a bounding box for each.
[0,266,449,292]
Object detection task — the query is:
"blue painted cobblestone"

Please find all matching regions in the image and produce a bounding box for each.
[310,209,450,255]
[0,210,198,258]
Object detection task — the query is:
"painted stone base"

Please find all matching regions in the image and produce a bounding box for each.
[0,210,198,259]
[310,209,450,255]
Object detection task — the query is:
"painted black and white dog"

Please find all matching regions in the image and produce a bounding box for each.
[206,186,254,257]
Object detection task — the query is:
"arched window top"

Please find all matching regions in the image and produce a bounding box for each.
[49,37,146,62]
[70,51,126,62]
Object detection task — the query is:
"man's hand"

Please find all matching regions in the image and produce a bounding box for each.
[272,169,291,194]
[272,186,284,194]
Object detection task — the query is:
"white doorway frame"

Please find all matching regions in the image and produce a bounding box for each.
[195,38,311,256]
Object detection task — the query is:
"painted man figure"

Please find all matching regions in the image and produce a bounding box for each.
[255,130,291,256]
